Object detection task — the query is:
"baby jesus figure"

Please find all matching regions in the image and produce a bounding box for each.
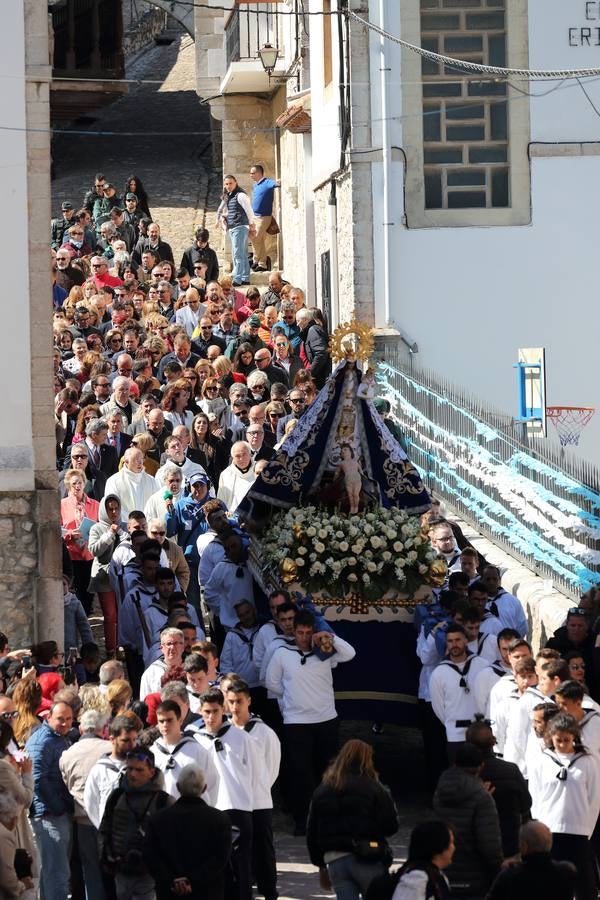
[337,444,363,514]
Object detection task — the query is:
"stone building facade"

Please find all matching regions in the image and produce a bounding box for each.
[3,0,63,648]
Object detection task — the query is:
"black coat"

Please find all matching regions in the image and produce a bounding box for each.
[485,852,576,900]
[306,774,398,869]
[479,754,531,857]
[300,322,331,388]
[132,237,174,266]
[144,796,231,900]
[433,768,503,896]
[180,245,220,283]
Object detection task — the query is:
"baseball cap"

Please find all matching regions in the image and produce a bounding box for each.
[61,201,74,211]
[125,192,138,201]
[189,472,210,487]
[248,314,261,328]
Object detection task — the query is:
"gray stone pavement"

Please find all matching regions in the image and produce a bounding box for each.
[52,31,221,263]
[54,33,430,898]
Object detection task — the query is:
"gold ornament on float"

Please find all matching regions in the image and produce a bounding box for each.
[279,558,299,584]
[426,558,448,587]
[329,320,375,368]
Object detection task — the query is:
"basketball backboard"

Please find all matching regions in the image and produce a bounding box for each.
[514,347,546,437]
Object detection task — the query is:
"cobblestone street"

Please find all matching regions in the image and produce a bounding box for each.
[52,31,221,262]
[51,31,426,898]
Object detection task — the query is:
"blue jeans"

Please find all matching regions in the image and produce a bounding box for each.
[228,225,250,284]
[77,821,105,900]
[327,854,387,900]
[32,814,72,900]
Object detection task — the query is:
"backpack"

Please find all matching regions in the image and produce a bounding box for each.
[365,862,448,900]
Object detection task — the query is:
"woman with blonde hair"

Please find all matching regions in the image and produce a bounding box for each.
[106,679,133,718]
[306,739,398,899]
[121,431,159,476]
[12,679,42,746]
[79,684,112,717]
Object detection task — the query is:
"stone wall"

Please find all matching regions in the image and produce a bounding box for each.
[278,128,308,292]
[123,6,168,58]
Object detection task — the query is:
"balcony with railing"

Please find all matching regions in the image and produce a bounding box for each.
[221,3,286,94]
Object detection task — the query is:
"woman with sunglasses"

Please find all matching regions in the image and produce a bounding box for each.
[103,329,124,360]
[272,334,304,383]
[198,377,228,419]
[188,413,230,487]
[123,174,151,217]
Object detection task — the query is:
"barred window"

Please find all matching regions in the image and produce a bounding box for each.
[420,0,509,210]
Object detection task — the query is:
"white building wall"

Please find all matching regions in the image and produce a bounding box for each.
[365,0,600,459]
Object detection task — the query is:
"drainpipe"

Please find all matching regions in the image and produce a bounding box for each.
[379,0,392,326]
[328,180,339,330]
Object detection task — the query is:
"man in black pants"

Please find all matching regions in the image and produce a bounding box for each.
[264,611,355,835]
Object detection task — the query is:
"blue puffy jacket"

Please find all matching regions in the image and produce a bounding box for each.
[26,721,73,817]
[165,495,211,564]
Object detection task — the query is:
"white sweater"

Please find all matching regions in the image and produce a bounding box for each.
[236,717,281,810]
[265,637,356,725]
[194,723,255,811]
[429,655,489,742]
[530,749,600,837]
[83,755,126,829]
[152,734,219,803]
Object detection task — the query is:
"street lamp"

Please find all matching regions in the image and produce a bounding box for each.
[258,43,279,76]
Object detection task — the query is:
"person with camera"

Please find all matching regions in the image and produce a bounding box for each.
[306,739,398,900]
[99,745,173,900]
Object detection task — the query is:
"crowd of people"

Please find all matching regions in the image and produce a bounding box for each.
[0,169,594,900]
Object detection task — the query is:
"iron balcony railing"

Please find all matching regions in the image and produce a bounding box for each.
[225,4,280,66]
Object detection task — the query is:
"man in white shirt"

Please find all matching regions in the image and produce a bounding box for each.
[220,600,261,694]
[83,715,141,829]
[253,590,292,674]
[473,628,520,719]
[482,566,528,637]
[428,520,462,575]
[174,286,206,337]
[429,623,489,762]
[504,657,569,775]
[203,530,255,629]
[555,679,600,754]
[460,608,500,665]
[195,689,257,900]
[139,627,185,700]
[183,653,211,713]
[151,700,218,802]
[226,680,281,900]
[265,610,355,836]
[488,638,533,731]
[493,656,538,756]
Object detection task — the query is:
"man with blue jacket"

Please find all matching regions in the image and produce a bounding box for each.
[249,164,280,272]
[26,701,75,900]
[165,472,212,611]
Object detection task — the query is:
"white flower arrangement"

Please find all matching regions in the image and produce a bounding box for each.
[261,504,439,600]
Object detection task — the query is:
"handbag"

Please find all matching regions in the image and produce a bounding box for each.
[352,838,393,866]
[266,216,280,235]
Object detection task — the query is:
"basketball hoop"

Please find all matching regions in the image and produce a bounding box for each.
[546,407,595,447]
